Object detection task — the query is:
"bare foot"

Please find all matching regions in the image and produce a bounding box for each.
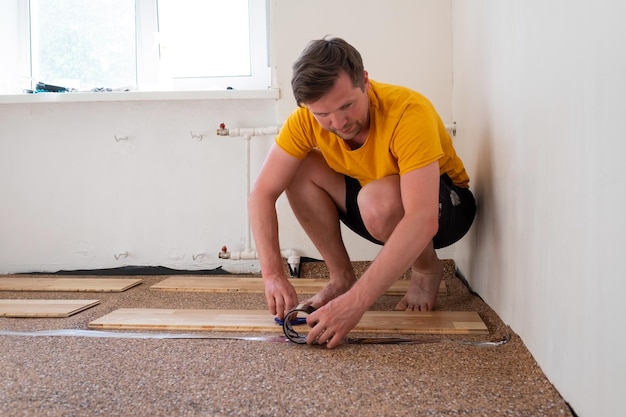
[304,276,356,309]
[394,263,443,311]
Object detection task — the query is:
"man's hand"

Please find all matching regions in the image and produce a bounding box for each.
[304,292,368,349]
[264,276,299,320]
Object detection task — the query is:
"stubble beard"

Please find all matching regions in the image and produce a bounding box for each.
[331,119,364,141]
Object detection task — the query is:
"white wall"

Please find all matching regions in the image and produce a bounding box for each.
[452,1,626,416]
[0,99,278,272]
[2,0,621,414]
[0,0,453,272]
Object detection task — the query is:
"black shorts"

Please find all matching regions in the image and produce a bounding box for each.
[338,174,476,249]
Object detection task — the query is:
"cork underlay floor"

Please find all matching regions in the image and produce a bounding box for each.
[0,259,574,417]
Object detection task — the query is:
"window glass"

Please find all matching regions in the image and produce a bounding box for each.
[31,0,136,88]
[26,0,268,91]
[157,0,251,78]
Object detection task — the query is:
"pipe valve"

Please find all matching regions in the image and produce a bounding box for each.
[216,123,229,136]
[218,245,230,259]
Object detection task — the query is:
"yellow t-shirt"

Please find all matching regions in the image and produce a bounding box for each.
[276,80,470,188]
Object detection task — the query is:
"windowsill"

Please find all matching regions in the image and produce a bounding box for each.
[0,88,281,104]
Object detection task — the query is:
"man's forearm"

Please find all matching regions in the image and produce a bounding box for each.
[350,212,438,306]
[248,196,287,279]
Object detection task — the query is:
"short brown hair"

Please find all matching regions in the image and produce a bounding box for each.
[291,37,365,107]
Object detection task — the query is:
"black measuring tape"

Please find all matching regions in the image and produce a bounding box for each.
[282,303,317,344]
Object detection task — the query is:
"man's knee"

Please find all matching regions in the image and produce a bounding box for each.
[357,177,403,241]
[286,151,346,211]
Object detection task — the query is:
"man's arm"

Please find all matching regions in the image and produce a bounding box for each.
[349,161,440,301]
[248,143,304,319]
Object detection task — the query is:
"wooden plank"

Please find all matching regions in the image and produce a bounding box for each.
[0,277,142,292]
[0,299,100,317]
[88,308,487,335]
[150,276,447,296]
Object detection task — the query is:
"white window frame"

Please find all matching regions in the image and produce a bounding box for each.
[11,0,270,92]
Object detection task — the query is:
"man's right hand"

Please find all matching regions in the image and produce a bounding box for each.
[263,276,299,320]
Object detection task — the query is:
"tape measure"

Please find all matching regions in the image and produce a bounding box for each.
[282,303,317,344]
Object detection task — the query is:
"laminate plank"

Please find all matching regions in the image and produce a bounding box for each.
[0,277,142,292]
[150,276,447,296]
[0,299,100,317]
[88,308,487,335]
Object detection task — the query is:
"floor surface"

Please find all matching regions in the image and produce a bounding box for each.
[0,260,574,416]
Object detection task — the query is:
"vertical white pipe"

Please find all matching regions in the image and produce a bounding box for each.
[220,126,301,275]
[243,134,252,253]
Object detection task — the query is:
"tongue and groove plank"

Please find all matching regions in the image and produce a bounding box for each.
[0,299,101,317]
[0,277,142,292]
[88,308,487,335]
[150,276,447,296]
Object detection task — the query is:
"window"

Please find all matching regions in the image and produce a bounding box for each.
[15,0,269,91]
[30,0,136,89]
